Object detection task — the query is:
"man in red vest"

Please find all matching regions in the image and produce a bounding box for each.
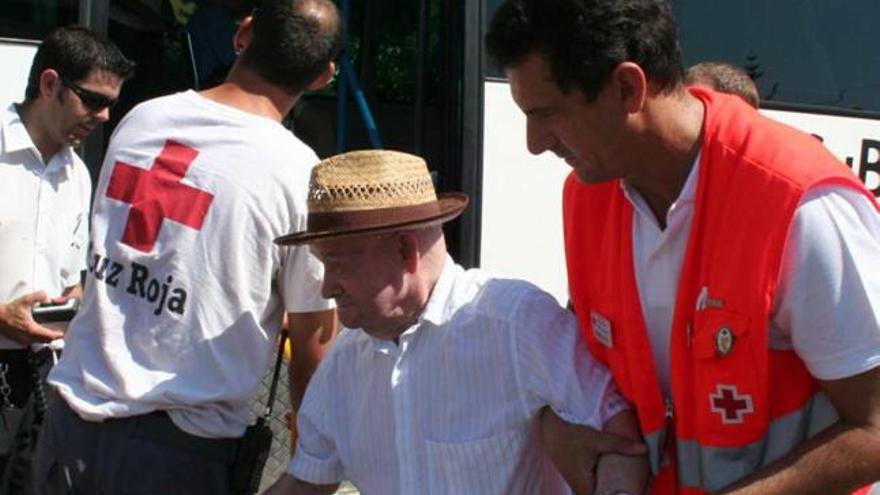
[486,0,880,494]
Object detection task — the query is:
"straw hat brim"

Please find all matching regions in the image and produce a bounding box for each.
[274,192,469,246]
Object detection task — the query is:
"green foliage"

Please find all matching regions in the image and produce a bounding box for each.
[313,0,441,105]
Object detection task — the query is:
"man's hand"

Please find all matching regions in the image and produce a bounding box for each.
[595,410,649,495]
[261,473,338,495]
[541,407,647,495]
[0,291,65,345]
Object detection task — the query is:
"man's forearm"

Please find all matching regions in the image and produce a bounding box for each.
[286,310,337,412]
[722,368,880,495]
[719,421,880,495]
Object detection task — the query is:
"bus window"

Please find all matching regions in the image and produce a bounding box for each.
[483,0,880,116]
[483,0,504,79]
[0,0,79,40]
[674,1,880,113]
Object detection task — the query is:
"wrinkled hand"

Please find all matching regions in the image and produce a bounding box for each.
[595,410,650,495]
[260,474,338,495]
[262,474,299,495]
[0,291,65,345]
[541,407,647,495]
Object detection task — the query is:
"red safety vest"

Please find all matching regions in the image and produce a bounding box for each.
[563,87,879,494]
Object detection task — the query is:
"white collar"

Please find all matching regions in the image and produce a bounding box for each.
[2,102,76,168]
[418,254,458,327]
[368,254,459,354]
[621,150,702,222]
[2,103,35,154]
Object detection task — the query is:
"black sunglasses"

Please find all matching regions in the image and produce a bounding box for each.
[61,79,118,112]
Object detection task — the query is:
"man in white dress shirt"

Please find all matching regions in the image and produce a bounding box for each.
[0,26,132,494]
[265,149,649,495]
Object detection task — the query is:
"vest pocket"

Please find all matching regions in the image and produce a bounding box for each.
[690,309,764,443]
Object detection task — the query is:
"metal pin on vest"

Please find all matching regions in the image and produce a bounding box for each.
[715,327,735,356]
[695,286,724,312]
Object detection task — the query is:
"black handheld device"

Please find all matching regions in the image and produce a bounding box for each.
[231,417,273,494]
[31,298,80,323]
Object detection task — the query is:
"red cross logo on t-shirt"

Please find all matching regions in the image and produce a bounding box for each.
[105,140,214,253]
[709,384,754,425]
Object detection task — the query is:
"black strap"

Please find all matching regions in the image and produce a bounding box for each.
[262,331,287,419]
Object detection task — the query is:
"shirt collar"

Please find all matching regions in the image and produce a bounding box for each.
[676,150,701,204]
[2,102,77,170]
[418,254,459,327]
[2,103,35,154]
[620,149,702,214]
[366,254,459,355]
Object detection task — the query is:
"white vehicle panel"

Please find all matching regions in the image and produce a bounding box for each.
[0,39,38,105]
[481,80,570,303]
[762,109,880,193]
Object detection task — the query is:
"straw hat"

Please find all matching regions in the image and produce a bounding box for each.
[274,150,468,246]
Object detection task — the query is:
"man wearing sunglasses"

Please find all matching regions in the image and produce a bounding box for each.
[0,26,132,494]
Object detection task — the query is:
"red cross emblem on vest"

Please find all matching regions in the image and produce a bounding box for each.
[709,384,754,425]
[105,140,214,253]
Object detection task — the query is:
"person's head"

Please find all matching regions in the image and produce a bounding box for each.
[685,61,759,108]
[24,26,134,149]
[311,227,445,339]
[275,150,468,339]
[236,0,342,94]
[486,0,683,102]
[485,0,687,184]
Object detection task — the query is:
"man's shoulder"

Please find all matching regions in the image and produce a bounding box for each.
[110,92,192,138]
[449,267,559,322]
[128,91,191,116]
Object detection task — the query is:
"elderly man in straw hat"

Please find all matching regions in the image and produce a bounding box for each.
[264,149,649,495]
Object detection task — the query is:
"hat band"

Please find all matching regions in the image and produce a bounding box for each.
[307,202,443,232]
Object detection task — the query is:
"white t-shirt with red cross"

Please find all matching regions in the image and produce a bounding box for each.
[49,90,333,439]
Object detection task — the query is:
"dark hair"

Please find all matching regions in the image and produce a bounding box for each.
[485,0,684,101]
[25,26,135,101]
[685,61,759,108]
[240,0,343,93]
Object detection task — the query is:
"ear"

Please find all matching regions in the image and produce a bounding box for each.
[39,68,61,100]
[611,62,648,114]
[232,15,254,55]
[306,62,336,91]
[397,232,420,275]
